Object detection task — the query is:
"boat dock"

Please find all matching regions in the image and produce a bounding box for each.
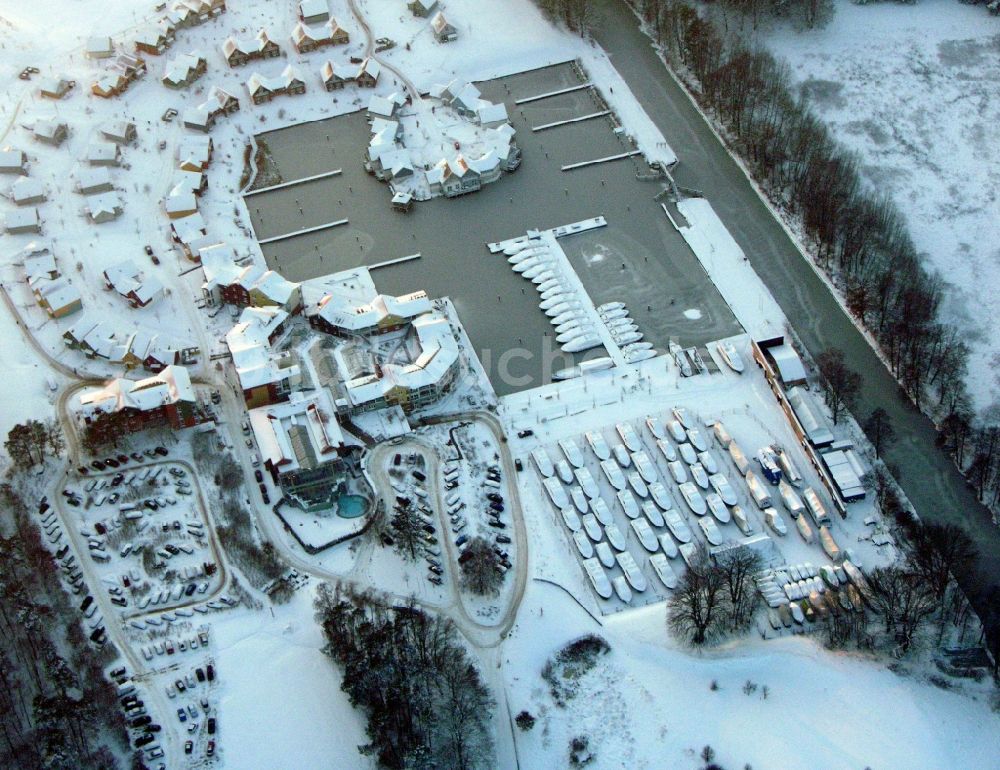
[244,169,343,197]
[532,111,611,132]
[487,217,607,254]
[257,218,349,245]
[514,82,593,105]
[562,151,642,172]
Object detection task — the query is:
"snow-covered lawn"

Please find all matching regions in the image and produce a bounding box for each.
[761,0,1000,412]
[507,583,1000,770]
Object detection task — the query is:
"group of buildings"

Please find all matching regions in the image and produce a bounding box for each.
[364,79,521,201]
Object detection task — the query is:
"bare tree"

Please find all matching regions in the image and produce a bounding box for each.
[815,348,861,425]
[459,537,502,596]
[715,548,762,630]
[667,548,727,645]
[908,523,978,605]
[862,407,895,458]
[390,504,426,562]
[866,566,937,652]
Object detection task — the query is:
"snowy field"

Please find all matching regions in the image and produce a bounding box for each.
[761,0,1000,412]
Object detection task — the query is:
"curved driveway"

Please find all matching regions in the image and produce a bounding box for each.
[591,0,999,599]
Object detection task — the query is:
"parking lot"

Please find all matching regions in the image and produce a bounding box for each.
[247,61,740,394]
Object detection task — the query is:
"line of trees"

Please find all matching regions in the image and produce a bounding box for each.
[4,421,65,469]
[532,0,596,33]
[632,0,1000,523]
[0,485,128,768]
[668,547,762,645]
[315,583,495,770]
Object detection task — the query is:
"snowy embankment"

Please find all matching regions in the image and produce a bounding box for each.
[761,0,1000,412]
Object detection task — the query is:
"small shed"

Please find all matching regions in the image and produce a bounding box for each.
[6,207,42,234]
[299,0,329,24]
[86,192,123,223]
[431,12,457,43]
[85,36,115,60]
[100,120,137,145]
[0,149,27,175]
[11,177,46,206]
[408,0,439,18]
[768,343,808,387]
[39,75,74,100]
[391,190,413,212]
[34,119,69,147]
[86,142,122,167]
[76,167,114,195]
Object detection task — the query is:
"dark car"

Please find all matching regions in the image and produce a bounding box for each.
[412,470,426,482]
[185,740,193,755]
[144,245,154,256]
[428,565,443,576]
[258,483,267,496]
[380,532,394,546]
[262,491,270,505]
[495,534,512,544]
[104,457,120,468]
[131,715,152,728]
[196,667,206,682]
[91,460,106,471]
[117,454,129,464]
[176,708,186,723]
[422,524,435,535]
[67,497,81,507]
[144,499,159,511]
[486,493,503,503]
[488,519,506,529]
[254,469,263,483]
[517,429,534,438]
[165,544,180,555]
[490,502,504,513]
[135,734,155,748]
[154,446,168,456]
[393,453,401,466]
[185,583,197,597]
[206,664,214,681]
[131,452,144,462]
[207,717,216,735]
[207,740,215,757]
[77,466,89,475]
[515,459,523,472]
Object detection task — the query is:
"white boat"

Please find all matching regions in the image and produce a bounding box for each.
[631,518,659,553]
[623,341,653,353]
[541,294,571,310]
[546,301,580,317]
[778,449,803,486]
[599,307,628,321]
[679,443,698,466]
[557,327,594,344]
[559,438,584,468]
[713,421,733,448]
[705,492,731,524]
[624,349,656,362]
[597,301,625,313]
[611,330,643,345]
[555,318,582,334]
[574,467,600,499]
[532,447,555,477]
[555,459,574,484]
[605,314,635,328]
[590,497,614,526]
[586,431,611,460]
[595,541,615,569]
[627,471,648,498]
[512,257,540,273]
[650,553,678,589]
[731,504,753,536]
[708,473,738,506]
[502,241,536,255]
[698,517,723,546]
[612,575,633,603]
[560,507,582,532]
[616,422,641,451]
[697,451,719,475]
[686,428,708,452]
[616,489,640,519]
[631,451,658,483]
[553,366,581,381]
[538,279,563,295]
[507,248,543,263]
[530,270,555,284]
[779,480,805,518]
[664,509,693,543]
[764,507,787,536]
[666,419,686,443]
[615,550,647,592]
[690,463,709,490]
[667,460,688,485]
[641,501,665,528]
[658,531,679,559]
[716,340,745,373]
[679,482,707,515]
[580,357,614,374]
[552,310,580,327]
[522,262,554,279]
[672,406,695,428]
[573,529,594,559]
[647,481,673,510]
[562,335,602,353]
[542,476,567,508]
[670,342,692,377]
[789,601,805,624]
[645,416,666,440]
[541,285,567,301]
[604,522,627,551]
[571,487,589,514]
[613,444,631,468]
[582,513,602,542]
[656,439,677,463]
[582,557,613,599]
[601,459,627,491]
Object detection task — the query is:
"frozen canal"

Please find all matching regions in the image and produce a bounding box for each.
[247,62,740,395]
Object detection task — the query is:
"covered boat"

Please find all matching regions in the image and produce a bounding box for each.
[641,501,665,528]
[630,518,658,552]
[705,492,731,524]
[586,431,611,460]
[617,489,640,519]
[650,553,678,589]
[679,482,707,515]
[582,557,613,599]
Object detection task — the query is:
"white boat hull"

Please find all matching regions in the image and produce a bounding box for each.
[562,335,602,353]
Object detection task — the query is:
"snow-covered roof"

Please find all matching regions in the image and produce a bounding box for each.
[248,389,347,476]
[5,207,40,231]
[769,343,808,385]
[299,0,329,21]
[79,365,195,416]
[11,176,46,203]
[36,279,81,313]
[86,191,123,221]
[86,141,121,165]
[104,260,141,295]
[226,314,299,390]
[247,65,304,95]
[162,52,205,86]
[76,166,113,193]
[476,101,509,126]
[223,28,276,58]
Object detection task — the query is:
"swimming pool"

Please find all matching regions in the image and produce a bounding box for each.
[337,494,368,519]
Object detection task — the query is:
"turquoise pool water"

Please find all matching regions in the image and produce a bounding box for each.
[337,494,368,519]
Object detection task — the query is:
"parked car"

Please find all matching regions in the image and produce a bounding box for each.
[207,717,216,735]
[184,740,193,755]
[154,446,168,456]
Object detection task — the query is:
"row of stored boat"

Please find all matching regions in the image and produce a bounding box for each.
[597,302,656,364]
[505,240,606,355]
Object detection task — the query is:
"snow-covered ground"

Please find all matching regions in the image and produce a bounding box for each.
[761,0,1000,412]
[505,583,1000,770]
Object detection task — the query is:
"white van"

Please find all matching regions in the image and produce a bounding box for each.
[250,453,260,468]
